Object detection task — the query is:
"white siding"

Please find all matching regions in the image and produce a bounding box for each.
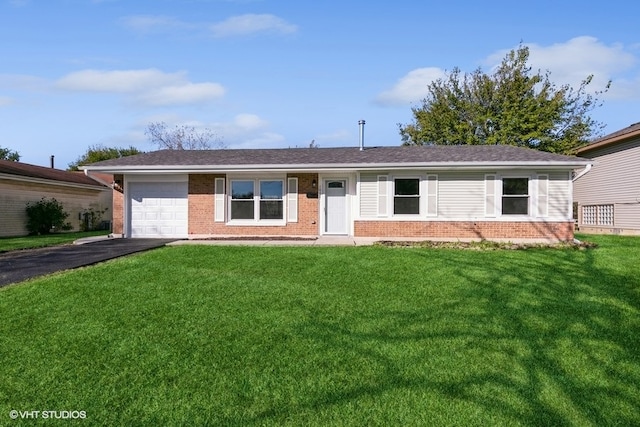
[439,172,486,219]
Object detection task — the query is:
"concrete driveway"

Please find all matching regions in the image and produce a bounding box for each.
[0,238,176,287]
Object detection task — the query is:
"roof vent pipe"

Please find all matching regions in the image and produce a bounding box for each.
[358,119,365,151]
[50,155,55,169]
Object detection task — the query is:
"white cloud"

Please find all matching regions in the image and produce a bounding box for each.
[136,82,225,106]
[377,37,640,107]
[210,14,297,38]
[487,37,639,100]
[375,67,446,106]
[55,69,225,106]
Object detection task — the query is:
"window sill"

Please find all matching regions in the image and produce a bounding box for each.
[227,220,287,227]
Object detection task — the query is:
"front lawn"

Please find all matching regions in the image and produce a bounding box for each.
[0,230,109,253]
[1,234,638,425]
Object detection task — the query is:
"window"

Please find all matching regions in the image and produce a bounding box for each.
[230,179,285,221]
[231,180,254,220]
[502,178,529,215]
[394,178,420,215]
[259,180,283,220]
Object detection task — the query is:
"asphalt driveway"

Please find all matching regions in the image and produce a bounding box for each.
[0,238,176,287]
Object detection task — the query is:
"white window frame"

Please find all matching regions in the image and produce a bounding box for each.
[499,175,532,217]
[228,177,286,225]
[392,176,422,217]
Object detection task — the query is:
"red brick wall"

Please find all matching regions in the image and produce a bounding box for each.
[354,220,574,241]
[188,173,319,236]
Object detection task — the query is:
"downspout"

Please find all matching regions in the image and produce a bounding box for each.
[572,163,592,182]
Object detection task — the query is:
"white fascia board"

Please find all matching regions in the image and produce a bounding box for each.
[81,160,591,174]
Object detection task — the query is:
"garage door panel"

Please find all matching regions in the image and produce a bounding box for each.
[129,181,188,238]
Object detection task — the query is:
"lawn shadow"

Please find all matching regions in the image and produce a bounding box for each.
[241,244,640,425]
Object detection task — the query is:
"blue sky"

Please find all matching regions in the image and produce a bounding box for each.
[1,0,639,168]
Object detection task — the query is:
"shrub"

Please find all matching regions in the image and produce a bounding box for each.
[80,207,109,232]
[25,197,72,235]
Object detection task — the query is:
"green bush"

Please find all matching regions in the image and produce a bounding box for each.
[25,197,72,235]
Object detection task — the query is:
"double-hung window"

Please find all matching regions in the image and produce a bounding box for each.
[501,178,529,215]
[259,180,284,220]
[231,180,255,220]
[230,179,284,221]
[394,178,420,215]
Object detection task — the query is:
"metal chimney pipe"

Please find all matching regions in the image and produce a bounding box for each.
[358,120,365,151]
[50,155,55,169]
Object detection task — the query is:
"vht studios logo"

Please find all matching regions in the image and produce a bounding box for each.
[9,410,87,420]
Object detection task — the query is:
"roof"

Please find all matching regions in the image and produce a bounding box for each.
[81,145,590,173]
[0,159,107,188]
[577,122,640,154]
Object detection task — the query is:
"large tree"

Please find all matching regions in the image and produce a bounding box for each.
[0,146,20,161]
[68,145,142,171]
[398,45,610,154]
[145,122,226,150]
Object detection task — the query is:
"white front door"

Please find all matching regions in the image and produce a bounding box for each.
[325,180,347,234]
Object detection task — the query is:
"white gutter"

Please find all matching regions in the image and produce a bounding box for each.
[80,161,592,175]
[572,163,592,182]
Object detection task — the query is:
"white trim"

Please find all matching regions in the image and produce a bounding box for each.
[377,175,388,217]
[392,176,422,217]
[82,161,590,174]
[536,174,549,218]
[228,177,286,224]
[287,177,298,223]
[426,174,438,217]
[214,177,225,222]
[320,175,352,236]
[484,174,497,217]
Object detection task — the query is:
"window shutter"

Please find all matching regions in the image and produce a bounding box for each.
[287,177,298,222]
[426,174,438,217]
[377,175,388,216]
[537,174,548,217]
[485,174,497,217]
[214,177,225,222]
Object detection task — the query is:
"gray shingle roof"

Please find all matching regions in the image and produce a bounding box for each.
[0,159,107,187]
[82,145,590,171]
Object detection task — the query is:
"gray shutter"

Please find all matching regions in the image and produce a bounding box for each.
[485,174,497,217]
[426,174,438,217]
[377,175,388,216]
[287,177,298,222]
[214,177,225,222]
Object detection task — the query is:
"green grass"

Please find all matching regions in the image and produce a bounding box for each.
[1,234,639,426]
[0,230,109,253]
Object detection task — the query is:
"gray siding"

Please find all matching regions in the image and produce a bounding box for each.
[574,136,640,229]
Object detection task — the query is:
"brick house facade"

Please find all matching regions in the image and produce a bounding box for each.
[85,145,590,243]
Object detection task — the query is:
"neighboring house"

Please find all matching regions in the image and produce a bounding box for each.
[0,160,112,237]
[573,122,640,235]
[80,145,590,242]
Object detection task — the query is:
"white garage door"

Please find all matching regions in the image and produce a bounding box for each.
[129,181,188,238]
